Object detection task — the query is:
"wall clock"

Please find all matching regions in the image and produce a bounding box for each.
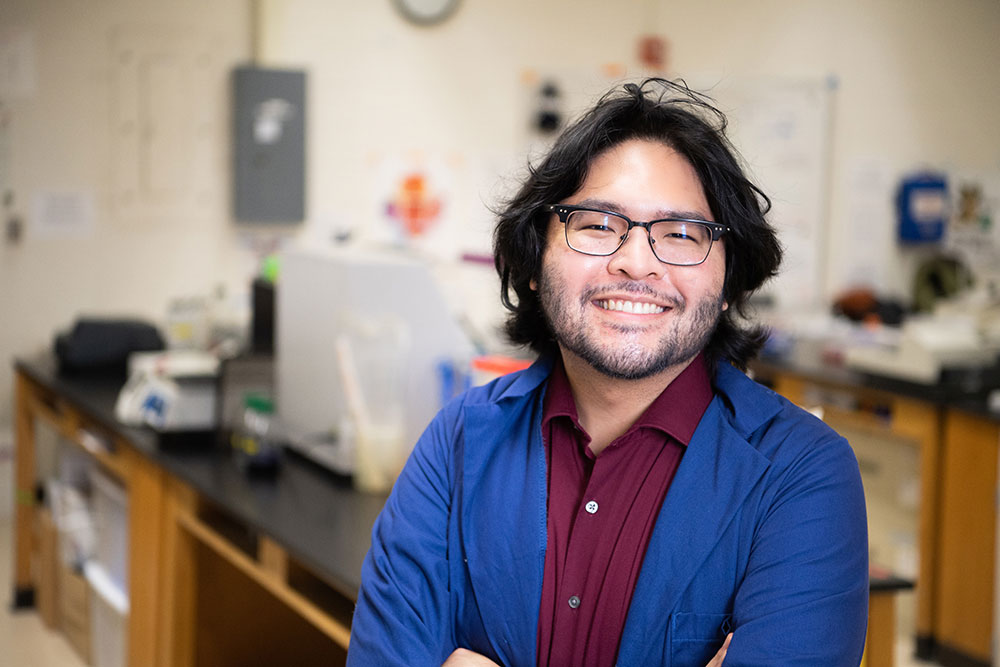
[393,0,460,26]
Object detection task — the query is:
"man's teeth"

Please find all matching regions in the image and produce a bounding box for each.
[599,299,665,314]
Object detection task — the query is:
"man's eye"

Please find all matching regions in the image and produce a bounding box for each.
[656,223,707,244]
[570,212,622,234]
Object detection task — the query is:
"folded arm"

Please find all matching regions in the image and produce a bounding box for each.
[722,434,869,665]
[347,409,457,666]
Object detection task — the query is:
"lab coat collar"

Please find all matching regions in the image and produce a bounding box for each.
[493,353,553,402]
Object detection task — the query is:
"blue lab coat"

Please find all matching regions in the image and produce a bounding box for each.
[347,356,868,666]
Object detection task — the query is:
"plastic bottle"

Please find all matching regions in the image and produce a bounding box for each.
[231,394,281,472]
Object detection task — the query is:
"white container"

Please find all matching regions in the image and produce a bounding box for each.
[84,561,129,667]
[353,421,406,494]
[90,468,129,595]
[50,446,98,568]
[47,478,95,568]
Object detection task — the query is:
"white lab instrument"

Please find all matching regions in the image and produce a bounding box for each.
[115,350,219,431]
[276,246,475,476]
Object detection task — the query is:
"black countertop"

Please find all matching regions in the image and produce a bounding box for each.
[750,353,1000,423]
[16,355,386,599]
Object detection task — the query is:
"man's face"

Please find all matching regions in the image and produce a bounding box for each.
[535,138,727,380]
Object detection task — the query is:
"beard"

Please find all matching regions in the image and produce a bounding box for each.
[537,267,725,381]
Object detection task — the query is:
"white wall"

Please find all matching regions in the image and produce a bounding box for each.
[260,0,1000,301]
[0,0,254,427]
[257,0,654,239]
[659,0,1000,302]
[1,0,999,432]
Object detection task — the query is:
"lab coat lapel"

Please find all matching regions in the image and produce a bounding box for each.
[460,395,547,663]
[617,397,771,665]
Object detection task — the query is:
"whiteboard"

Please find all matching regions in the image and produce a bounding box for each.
[706,76,836,310]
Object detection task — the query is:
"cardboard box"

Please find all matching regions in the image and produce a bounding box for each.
[58,562,91,664]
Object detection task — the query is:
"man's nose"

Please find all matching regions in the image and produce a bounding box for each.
[607,227,666,279]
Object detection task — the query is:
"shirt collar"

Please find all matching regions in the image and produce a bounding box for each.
[542,356,584,432]
[542,352,714,447]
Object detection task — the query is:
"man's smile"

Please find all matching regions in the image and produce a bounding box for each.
[595,299,667,314]
[585,283,680,318]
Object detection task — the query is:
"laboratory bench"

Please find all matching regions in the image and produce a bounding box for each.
[11,353,991,666]
[12,355,384,666]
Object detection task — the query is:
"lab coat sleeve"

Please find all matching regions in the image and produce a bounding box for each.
[347,403,459,666]
[723,430,869,666]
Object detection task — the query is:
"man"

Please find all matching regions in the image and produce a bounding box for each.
[347,79,868,666]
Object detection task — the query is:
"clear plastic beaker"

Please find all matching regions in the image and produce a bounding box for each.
[337,314,410,494]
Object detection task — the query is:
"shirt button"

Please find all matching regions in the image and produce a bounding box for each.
[585,500,598,514]
[568,595,581,609]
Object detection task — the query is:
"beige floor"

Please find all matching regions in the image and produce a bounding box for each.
[0,515,943,666]
[0,518,87,667]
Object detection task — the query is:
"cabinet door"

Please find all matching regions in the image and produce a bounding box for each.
[935,410,999,662]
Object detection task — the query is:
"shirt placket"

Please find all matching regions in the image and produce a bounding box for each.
[551,449,618,644]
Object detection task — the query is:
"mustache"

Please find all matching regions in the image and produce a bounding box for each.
[580,282,685,309]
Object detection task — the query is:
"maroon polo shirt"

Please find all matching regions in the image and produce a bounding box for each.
[536,353,714,667]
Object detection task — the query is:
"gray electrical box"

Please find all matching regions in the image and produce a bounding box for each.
[233,66,306,223]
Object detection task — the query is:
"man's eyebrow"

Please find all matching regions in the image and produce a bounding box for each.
[574,198,713,222]
[574,197,626,213]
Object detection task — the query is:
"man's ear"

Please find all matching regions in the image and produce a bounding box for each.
[529,278,538,291]
[722,301,729,312]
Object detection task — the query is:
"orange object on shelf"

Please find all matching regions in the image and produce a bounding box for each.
[471,355,533,377]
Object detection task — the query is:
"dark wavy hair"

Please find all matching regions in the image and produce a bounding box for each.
[492,78,782,372]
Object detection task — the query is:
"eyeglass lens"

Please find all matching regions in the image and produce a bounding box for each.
[564,210,715,265]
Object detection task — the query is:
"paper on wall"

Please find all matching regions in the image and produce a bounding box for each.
[30,189,96,239]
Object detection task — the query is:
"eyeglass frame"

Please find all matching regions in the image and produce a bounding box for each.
[545,204,729,266]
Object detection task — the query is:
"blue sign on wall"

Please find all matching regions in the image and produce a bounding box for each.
[897,172,948,244]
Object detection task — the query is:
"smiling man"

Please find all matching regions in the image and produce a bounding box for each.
[347,79,868,666]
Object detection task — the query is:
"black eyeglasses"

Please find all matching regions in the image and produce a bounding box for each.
[546,204,727,266]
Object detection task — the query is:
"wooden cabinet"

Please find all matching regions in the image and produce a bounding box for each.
[158,480,351,666]
[12,363,362,667]
[935,410,999,664]
[13,369,165,665]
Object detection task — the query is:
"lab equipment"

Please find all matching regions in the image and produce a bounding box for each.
[844,314,998,384]
[277,247,475,476]
[114,350,218,431]
[55,318,164,376]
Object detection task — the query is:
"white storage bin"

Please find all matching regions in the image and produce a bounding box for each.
[49,444,99,568]
[89,468,129,595]
[84,561,129,667]
[47,478,95,568]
